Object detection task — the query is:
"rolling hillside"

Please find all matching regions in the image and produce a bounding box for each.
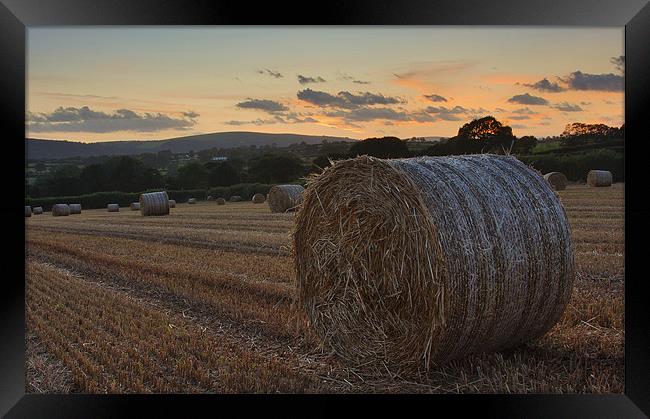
[26,132,356,160]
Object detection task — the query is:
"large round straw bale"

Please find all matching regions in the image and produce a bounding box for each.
[69,203,82,214]
[587,170,612,187]
[130,202,141,211]
[252,193,266,204]
[33,206,43,215]
[169,199,176,208]
[107,203,120,212]
[188,198,197,204]
[52,204,70,216]
[207,195,214,201]
[293,155,574,372]
[543,172,568,191]
[268,185,305,213]
[139,191,169,216]
[25,206,32,217]
[216,197,226,205]
[230,195,242,202]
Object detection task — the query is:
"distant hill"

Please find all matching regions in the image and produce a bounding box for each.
[26,131,356,160]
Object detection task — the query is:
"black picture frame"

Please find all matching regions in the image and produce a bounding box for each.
[2,0,649,417]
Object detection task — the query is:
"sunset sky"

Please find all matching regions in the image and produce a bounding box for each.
[27,27,624,142]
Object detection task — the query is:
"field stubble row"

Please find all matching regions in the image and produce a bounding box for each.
[25,184,624,393]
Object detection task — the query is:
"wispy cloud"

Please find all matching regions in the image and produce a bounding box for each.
[235,98,289,113]
[423,94,447,103]
[507,93,549,105]
[393,60,477,79]
[182,110,200,118]
[225,112,317,126]
[297,75,327,85]
[337,72,371,85]
[27,106,197,133]
[512,107,537,114]
[297,89,404,108]
[562,71,623,92]
[230,97,317,126]
[256,68,283,78]
[325,107,414,122]
[33,91,120,100]
[521,78,565,92]
[552,102,583,112]
[611,55,625,72]
[425,105,489,121]
[392,60,478,92]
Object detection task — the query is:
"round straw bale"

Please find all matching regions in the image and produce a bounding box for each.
[207,195,214,201]
[587,170,612,187]
[216,197,226,205]
[268,185,304,213]
[169,199,176,208]
[188,198,197,204]
[107,203,120,212]
[252,193,266,204]
[33,206,43,215]
[543,172,568,191]
[293,155,574,372]
[25,206,32,217]
[52,203,70,216]
[69,203,82,214]
[230,195,242,202]
[139,191,169,216]
[130,202,141,211]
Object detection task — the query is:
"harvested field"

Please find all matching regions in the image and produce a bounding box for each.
[25,185,624,393]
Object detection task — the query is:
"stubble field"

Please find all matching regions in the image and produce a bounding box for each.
[25,184,624,393]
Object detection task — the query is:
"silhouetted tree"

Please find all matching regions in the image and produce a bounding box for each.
[560,122,623,145]
[454,116,516,154]
[348,137,410,158]
[421,140,451,156]
[205,161,240,186]
[174,161,209,189]
[311,153,348,172]
[79,163,108,194]
[247,154,305,183]
[33,164,82,196]
[512,135,538,155]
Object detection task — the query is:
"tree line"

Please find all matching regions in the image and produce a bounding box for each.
[28,153,307,198]
[27,116,624,198]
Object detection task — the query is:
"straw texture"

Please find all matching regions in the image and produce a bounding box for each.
[25,206,32,217]
[130,202,141,211]
[587,170,612,187]
[33,206,43,215]
[293,155,574,372]
[252,193,266,204]
[107,204,120,212]
[169,199,176,208]
[139,191,169,216]
[543,172,568,191]
[69,204,82,214]
[268,185,305,213]
[52,204,71,217]
[216,198,226,205]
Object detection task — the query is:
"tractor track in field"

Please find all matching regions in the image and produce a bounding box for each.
[26,253,377,393]
[27,251,484,393]
[27,225,288,256]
